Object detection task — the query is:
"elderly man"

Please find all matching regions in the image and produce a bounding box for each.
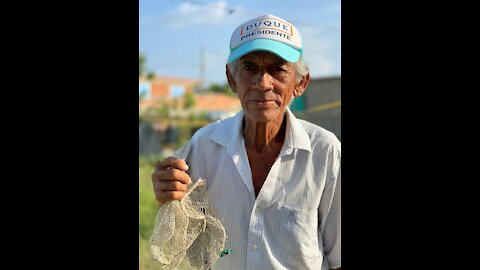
[152,14,341,270]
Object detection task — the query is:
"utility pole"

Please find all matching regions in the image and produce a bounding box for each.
[200,46,206,91]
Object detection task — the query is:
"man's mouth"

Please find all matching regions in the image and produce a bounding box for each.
[252,100,276,105]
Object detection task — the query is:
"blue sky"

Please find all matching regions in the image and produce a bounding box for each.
[139,0,341,86]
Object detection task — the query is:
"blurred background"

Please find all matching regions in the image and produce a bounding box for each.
[139,1,340,269]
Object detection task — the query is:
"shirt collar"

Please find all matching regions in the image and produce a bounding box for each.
[209,107,311,153]
[284,107,312,153]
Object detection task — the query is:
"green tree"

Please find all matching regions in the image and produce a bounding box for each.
[139,53,146,77]
[156,103,170,118]
[184,92,196,108]
[147,71,156,80]
[205,83,235,96]
[140,53,156,79]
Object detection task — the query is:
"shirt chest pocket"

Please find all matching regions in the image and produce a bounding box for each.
[282,205,317,223]
[264,205,323,267]
[278,205,319,243]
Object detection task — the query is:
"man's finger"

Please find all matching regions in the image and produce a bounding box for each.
[152,169,191,184]
[157,157,189,171]
[154,180,188,192]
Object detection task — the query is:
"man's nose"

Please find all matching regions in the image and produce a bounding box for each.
[254,71,274,91]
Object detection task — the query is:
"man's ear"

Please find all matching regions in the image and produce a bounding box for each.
[293,73,310,97]
[226,64,237,93]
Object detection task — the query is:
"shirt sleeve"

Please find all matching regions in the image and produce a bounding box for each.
[318,153,341,269]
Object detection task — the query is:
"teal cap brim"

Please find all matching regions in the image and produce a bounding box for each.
[227,39,302,63]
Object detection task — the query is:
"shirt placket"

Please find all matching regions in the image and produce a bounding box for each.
[245,155,284,269]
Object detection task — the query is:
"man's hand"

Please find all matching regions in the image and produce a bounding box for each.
[151,157,191,204]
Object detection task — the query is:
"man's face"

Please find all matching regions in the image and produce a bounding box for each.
[227,51,307,123]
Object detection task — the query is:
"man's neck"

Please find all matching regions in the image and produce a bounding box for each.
[243,113,287,153]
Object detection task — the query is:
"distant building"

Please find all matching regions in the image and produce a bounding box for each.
[139,75,200,113]
[194,93,241,121]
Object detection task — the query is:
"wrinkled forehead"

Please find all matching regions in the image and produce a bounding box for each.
[239,51,289,64]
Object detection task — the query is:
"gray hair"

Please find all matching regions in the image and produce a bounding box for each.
[227,55,309,82]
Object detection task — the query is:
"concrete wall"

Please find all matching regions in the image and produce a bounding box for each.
[303,77,341,140]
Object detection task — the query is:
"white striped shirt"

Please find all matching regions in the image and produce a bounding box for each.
[173,108,341,270]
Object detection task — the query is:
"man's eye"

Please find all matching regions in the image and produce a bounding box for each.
[242,65,253,70]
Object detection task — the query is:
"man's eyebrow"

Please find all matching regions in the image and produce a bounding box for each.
[240,60,255,65]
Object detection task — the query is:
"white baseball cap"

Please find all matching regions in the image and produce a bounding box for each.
[228,14,303,63]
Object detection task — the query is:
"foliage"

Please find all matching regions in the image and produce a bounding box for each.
[184,92,196,108]
[139,53,146,77]
[147,71,156,80]
[139,154,161,270]
[188,111,209,122]
[155,103,170,118]
[205,83,235,96]
[139,52,156,79]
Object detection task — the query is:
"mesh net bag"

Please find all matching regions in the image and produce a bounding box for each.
[150,178,227,270]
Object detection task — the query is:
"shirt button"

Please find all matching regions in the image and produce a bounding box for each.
[252,244,257,251]
[255,207,260,213]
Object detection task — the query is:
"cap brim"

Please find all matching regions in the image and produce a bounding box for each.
[227,39,301,63]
